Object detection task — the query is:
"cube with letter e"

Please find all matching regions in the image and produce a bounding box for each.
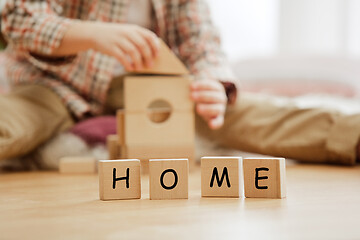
[243,158,286,199]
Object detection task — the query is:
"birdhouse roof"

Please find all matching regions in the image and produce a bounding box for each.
[129,39,189,75]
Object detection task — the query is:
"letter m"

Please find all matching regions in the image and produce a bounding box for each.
[210,167,231,188]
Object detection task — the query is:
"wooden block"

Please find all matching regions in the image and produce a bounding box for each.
[124,111,194,147]
[124,75,193,112]
[147,108,171,123]
[129,39,189,75]
[201,157,243,198]
[149,159,188,200]
[98,159,141,200]
[107,134,121,160]
[243,158,286,199]
[116,110,125,146]
[122,75,195,171]
[59,156,96,174]
[116,110,127,159]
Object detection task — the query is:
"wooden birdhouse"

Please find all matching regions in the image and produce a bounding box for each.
[115,40,195,171]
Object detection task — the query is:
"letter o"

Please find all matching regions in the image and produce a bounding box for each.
[160,169,178,190]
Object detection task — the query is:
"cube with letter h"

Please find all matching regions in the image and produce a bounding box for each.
[201,157,243,198]
[99,159,141,200]
[243,158,286,199]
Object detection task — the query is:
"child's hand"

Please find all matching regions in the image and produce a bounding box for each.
[190,81,227,130]
[91,22,160,71]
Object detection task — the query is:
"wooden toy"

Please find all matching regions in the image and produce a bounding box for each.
[98,159,141,200]
[149,159,189,200]
[201,156,243,198]
[107,134,121,160]
[243,158,286,199]
[129,39,189,75]
[59,156,96,174]
[116,40,195,171]
[96,156,287,201]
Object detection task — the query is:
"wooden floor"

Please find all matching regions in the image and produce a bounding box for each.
[1,164,360,240]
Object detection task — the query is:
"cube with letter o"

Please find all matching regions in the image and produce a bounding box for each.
[149,159,189,200]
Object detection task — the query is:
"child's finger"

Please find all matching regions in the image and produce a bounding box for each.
[117,38,143,70]
[196,103,225,118]
[209,115,224,129]
[127,32,153,68]
[113,48,133,71]
[138,29,160,57]
[191,80,223,91]
[191,90,227,104]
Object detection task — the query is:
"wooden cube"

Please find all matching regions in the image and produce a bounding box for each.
[122,75,195,172]
[123,75,194,149]
[107,134,121,160]
[201,156,243,198]
[98,159,141,200]
[59,156,96,174]
[243,158,286,199]
[149,159,189,200]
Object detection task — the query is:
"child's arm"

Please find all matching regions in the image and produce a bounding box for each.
[175,0,237,129]
[1,1,159,71]
[52,22,159,71]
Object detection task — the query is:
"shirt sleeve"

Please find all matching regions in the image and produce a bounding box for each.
[220,81,237,105]
[175,0,239,91]
[1,0,72,55]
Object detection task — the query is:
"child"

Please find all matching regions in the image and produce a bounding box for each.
[1,0,359,165]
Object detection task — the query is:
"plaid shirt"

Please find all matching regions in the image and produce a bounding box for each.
[1,0,235,119]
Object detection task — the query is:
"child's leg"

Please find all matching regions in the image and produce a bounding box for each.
[196,93,360,165]
[0,85,74,160]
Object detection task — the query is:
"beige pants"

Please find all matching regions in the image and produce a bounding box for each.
[0,85,74,160]
[1,84,359,165]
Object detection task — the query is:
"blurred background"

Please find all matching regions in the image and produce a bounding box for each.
[209,0,360,60]
[207,0,360,103]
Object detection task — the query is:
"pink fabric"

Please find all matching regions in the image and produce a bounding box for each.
[69,116,116,145]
